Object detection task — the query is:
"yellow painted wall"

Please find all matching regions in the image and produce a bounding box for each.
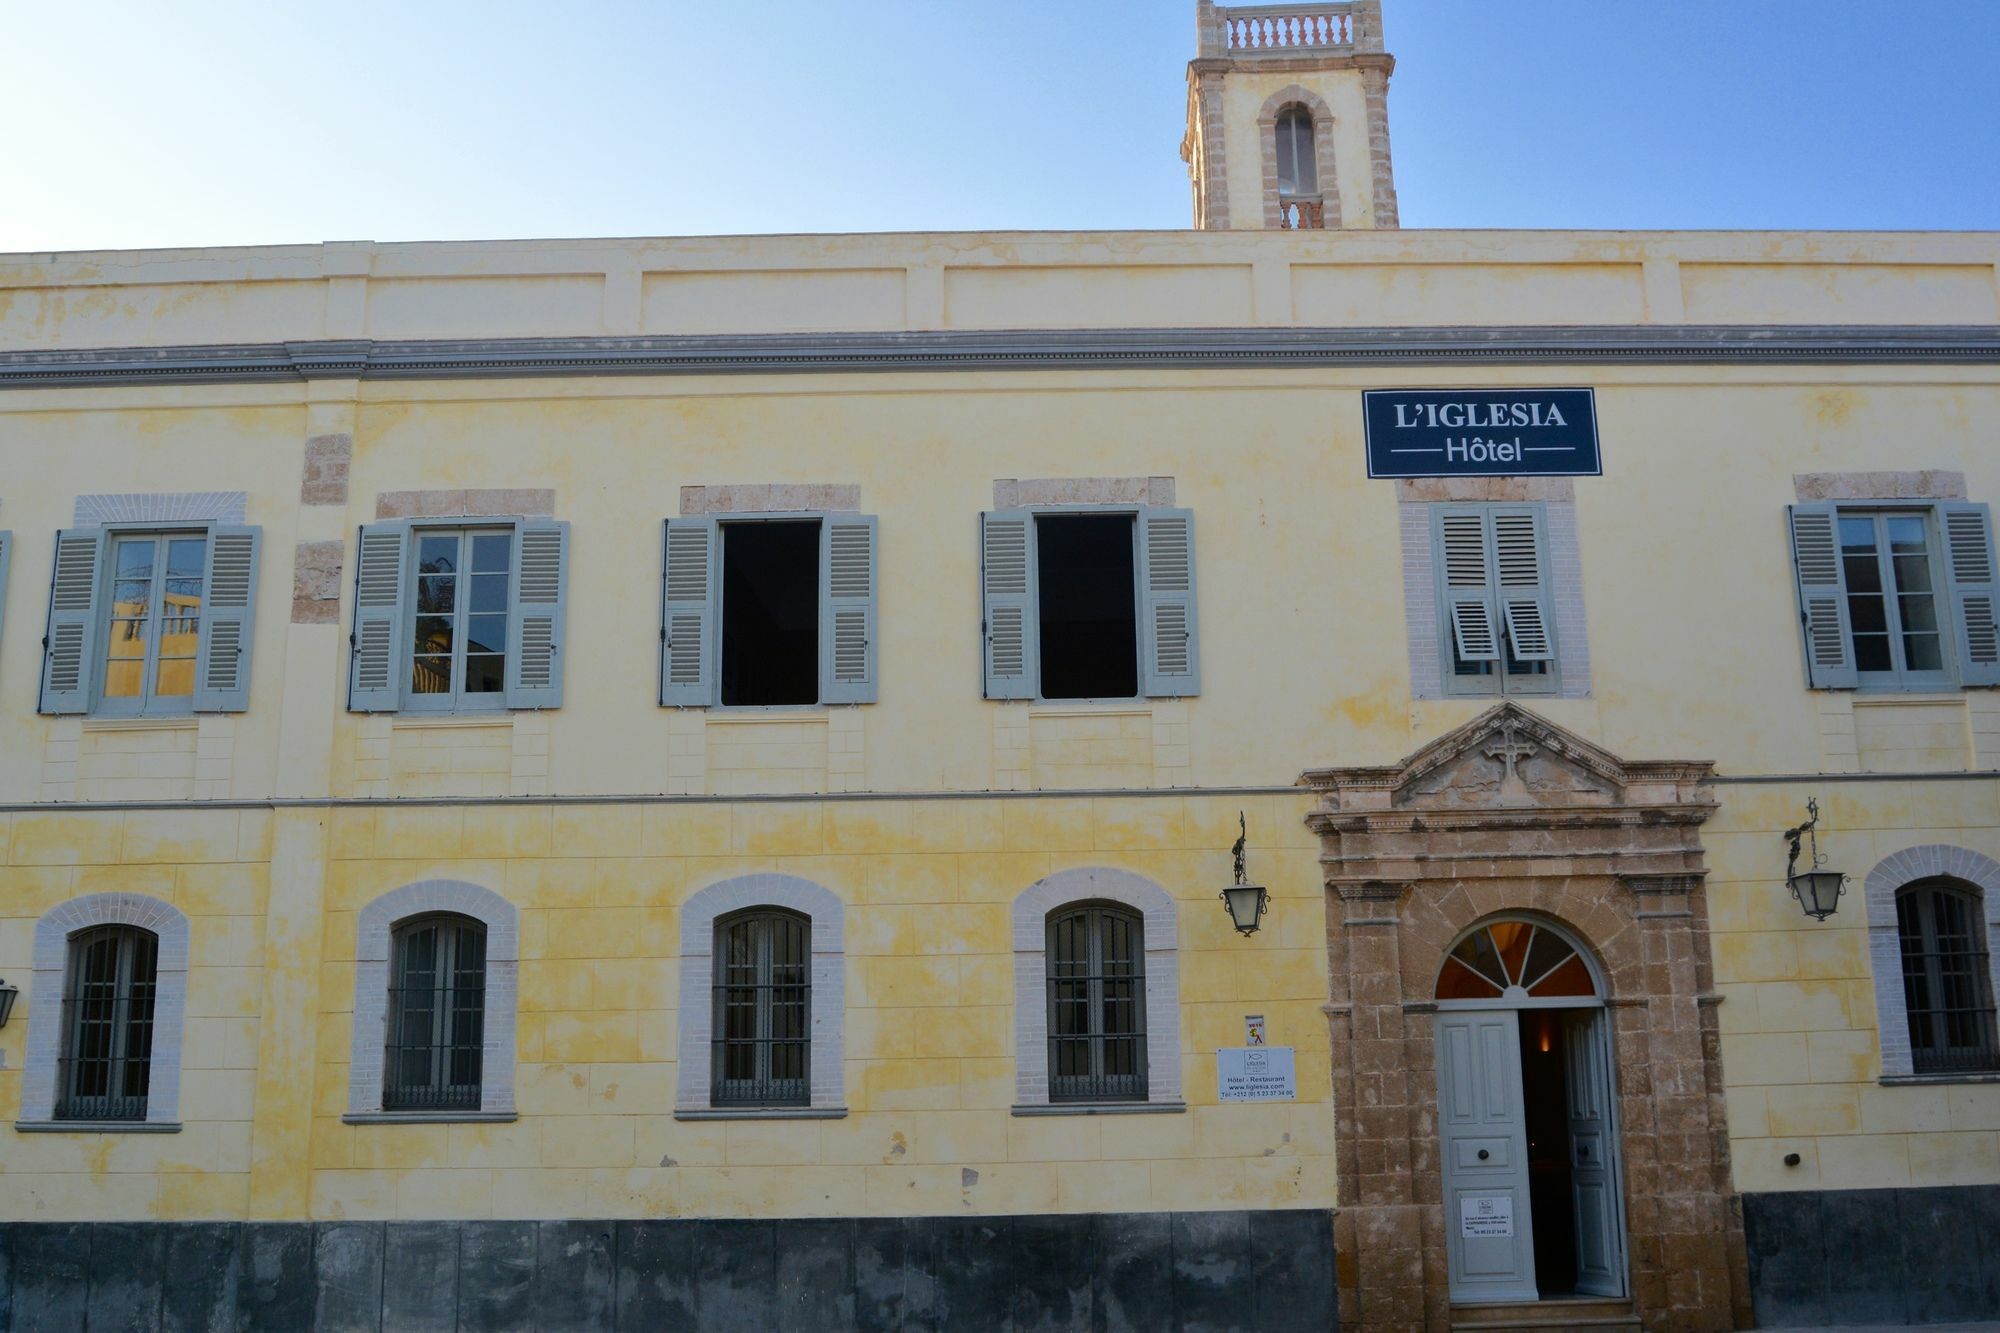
[1,231,1999,1219]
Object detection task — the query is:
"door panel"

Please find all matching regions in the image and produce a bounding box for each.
[1437,1009,1538,1304]
[1565,1008,1627,1298]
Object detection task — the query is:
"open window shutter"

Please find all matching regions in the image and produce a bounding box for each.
[660,518,718,706]
[1941,502,2000,687]
[1787,503,1858,689]
[348,521,408,712]
[1492,507,1554,663]
[1436,508,1500,663]
[39,529,104,715]
[1140,507,1200,697]
[194,524,260,712]
[980,510,1035,700]
[506,519,568,709]
[821,514,877,704]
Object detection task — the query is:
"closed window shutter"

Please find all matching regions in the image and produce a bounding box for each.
[1787,503,1858,689]
[1941,501,2000,687]
[506,519,569,709]
[39,529,105,715]
[1436,507,1500,662]
[820,514,878,704]
[193,524,261,713]
[348,521,409,712]
[1140,507,1201,697]
[980,510,1036,700]
[1492,507,1555,663]
[660,517,718,706]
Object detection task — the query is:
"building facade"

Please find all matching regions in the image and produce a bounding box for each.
[1,5,1999,1330]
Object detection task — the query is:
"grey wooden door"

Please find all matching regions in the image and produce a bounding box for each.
[1566,1008,1627,1297]
[1436,1009,1538,1303]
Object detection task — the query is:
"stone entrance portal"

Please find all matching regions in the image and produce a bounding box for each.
[1303,703,1749,1332]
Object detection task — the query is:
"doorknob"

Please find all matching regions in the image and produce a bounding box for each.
[1477,1149,1489,1161]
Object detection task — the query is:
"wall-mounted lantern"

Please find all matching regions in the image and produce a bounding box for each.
[1220,812,1269,936]
[1782,798,1846,921]
[0,978,17,1029]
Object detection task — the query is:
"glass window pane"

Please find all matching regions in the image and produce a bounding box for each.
[1490,922,1532,984]
[1436,958,1503,1001]
[469,573,509,614]
[417,575,455,615]
[153,658,196,698]
[104,629,147,697]
[414,617,454,655]
[411,656,452,694]
[1520,928,1575,990]
[418,535,460,572]
[115,540,156,578]
[471,534,512,574]
[464,654,506,694]
[1450,930,1507,987]
[1904,630,1945,673]
[465,615,507,657]
[165,538,207,579]
[1528,955,1597,998]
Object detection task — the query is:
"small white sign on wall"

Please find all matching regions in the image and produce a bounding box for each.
[1460,1195,1515,1239]
[1216,1045,1295,1101]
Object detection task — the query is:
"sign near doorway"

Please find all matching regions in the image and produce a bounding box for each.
[1460,1195,1516,1239]
[1363,388,1601,478]
[1217,1045,1295,1101]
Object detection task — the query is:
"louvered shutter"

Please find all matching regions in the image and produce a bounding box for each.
[193,525,260,712]
[660,517,718,706]
[348,521,409,712]
[39,529,105,715]
[1941,502,2000,687]
[506,520,568,709]
[1435,508,1500,663]
[1787,503,1858,689]
[1139,507,1201,697]
[980,510,1036,700]
[1491,507,1555,663]
[820,514,878,704]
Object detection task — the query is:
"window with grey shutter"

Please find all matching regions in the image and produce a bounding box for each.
[1139,507,1200,697]
[348,521,409,712]
[1432,505,1556,696]
[981,510,1036,700]
[39,529,105,715]
[1941,502,2000,688]
[820,515,877,704]
[660,517,718,706]
[193,525,260,713]
[506,520,568,709]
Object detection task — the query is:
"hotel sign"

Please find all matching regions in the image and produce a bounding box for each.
[1364,388,1601,478]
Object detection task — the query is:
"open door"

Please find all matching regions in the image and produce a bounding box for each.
[1437,1009,1539,1304]
[1565,1008,1627,1298]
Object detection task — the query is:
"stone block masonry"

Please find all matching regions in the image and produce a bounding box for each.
[0,1210,1337,1331]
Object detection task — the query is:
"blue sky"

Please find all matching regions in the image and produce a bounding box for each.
[5,0,1998,252]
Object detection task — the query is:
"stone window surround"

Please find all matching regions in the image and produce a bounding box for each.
[344,879,518,1121]
[1398,478,1592,700]
[73,492,246,529]
[680,484,860,516]
[992,476,1175,509]
[1011,866,1183,1112]
[675,873,847,1117]
[1793,470,1967,503]
[19,893,190,1129]
[1864,844,2000,1082]
[1257,85,1343,230]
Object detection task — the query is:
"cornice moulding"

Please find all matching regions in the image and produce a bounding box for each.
[3,324,2000,389]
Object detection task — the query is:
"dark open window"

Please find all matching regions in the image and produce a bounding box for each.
[720,520,820,706]
[385,914,487,1111]
[1036,513,1139,700]
[1047,902,1147,1102]
[713,908,811,1107]
[57,926,158,1121]
[1899,880,2000,1075]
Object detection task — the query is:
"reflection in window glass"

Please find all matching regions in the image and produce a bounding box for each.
[102,533,205,711]
[1841,510,1949,685]
[408,530,511,707]
[1436,921,1598,1001]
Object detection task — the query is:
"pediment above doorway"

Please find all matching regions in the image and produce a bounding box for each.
[1299,701,1714,819]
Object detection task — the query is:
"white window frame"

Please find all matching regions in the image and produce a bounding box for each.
[95,528,210,718]
[1836,506,1957,691]
[19,893,190,1130]
[404,525,516,715]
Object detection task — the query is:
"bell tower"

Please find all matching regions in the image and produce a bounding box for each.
[1182,0,1401,230]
